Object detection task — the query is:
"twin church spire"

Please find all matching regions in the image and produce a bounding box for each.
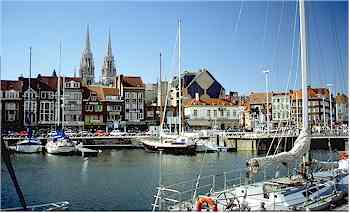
[80,25,117,85]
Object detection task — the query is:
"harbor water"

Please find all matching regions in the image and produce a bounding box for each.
[1,149,338,211]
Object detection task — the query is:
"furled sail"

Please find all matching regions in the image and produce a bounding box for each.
[247,130,310,175]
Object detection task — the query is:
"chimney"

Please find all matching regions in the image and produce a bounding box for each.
[195,92,199,101]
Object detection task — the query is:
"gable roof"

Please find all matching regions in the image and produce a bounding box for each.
[185,68,224,90]
[122,76,144,88]
[249,92,272,105]
[88,85,119,101]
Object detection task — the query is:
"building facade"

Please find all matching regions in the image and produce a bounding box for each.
[117,75,146,130]
[37,75,57,129]
[335,93,348,124]
[63,77,84,130]
[271,93,291,127]
[184,98,241,130]
[1,80,23,132]
[82,86,104,130]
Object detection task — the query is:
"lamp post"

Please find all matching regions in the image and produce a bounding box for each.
[327,84,333,131]
[263,70,270,132]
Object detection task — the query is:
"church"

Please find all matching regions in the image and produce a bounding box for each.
[79,25,117,86]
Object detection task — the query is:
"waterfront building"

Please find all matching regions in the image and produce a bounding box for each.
[116,75,146,130]
[184,97,241,130]
[271,92,291,128]
[79,25,95,85]
[290,87,333,128]
[224,91,240,105]
[335,93,348,124]
[20,77,39,128]
[82,86,104,130]
[169,68,226,107]
[62,77,84,130]
[37,75,58,129]
[101,30,117,85]
[248,92,272,131]
[88,85,123,131]
[145,83,158,106]
[0,80,24,132]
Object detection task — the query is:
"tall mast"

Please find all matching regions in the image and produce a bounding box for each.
[299,0,308,131]
[28,47,32,133]
[159,52,163,131]
[178,19,182,134]
[57,42,62,128]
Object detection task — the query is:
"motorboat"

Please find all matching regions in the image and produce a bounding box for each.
[46,132,76,155]
[15,139,42,153]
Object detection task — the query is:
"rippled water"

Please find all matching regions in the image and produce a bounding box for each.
[1,149,337,210]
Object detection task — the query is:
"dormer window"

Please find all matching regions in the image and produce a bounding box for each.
[65,82,71,88]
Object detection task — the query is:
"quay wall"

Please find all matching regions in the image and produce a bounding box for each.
[225,137,348,153]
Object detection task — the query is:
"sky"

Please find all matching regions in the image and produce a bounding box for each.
[1,0,348,95]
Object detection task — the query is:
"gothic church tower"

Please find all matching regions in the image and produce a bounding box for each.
[101,29,117,85]
[79,25,95,85]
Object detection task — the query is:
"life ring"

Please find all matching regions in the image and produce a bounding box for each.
[195,196,218,211]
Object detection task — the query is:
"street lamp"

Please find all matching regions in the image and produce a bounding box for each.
[327,84,333,131]
[263,69,270,132]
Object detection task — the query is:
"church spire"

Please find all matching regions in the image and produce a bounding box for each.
[101,28,116,85]
[80,24,95,85]
[85,24,91,53]
[107,28,112,56]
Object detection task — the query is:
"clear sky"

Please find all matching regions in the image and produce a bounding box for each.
[2,0,348,95]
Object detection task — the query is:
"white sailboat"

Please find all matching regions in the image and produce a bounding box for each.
[142,20,197,154]
[16,47,42,154]
[45,43,75,155]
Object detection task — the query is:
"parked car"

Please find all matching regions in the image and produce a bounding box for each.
[16,130,28,137]
[64,130,75,137]
[109,130,126,136]
[95,130,109,136]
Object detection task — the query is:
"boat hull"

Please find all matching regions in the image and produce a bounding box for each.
[46,145,76,155]
[15,145,42,153]
[143,143,197,155]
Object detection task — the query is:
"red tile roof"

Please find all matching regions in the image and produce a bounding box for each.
[184,98,236,107]
[122,76,144,87]
[87,85,119,101]
[1,80,23,91]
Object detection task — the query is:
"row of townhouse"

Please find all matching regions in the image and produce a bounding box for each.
[0,73,146,132]
[242,86,348,130]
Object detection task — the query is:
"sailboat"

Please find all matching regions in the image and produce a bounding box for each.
[15,47,42,153]
[153,0,347,211]
[142,20,197,155]
[45,43,76,155]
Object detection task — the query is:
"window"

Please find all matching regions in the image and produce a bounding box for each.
[125,92,129,99]
[139,113,144,120]
[220,110,224,117]
[207,110,211,118]
[125,112,129,120]
[95,105,102,112]
[138,92,143,99]
[7,110,16,121]
[65,82,71,88]
[226,110,230,117]
[5,102,16,110]
[85,105,93,111]
[193,109,198,117]
[213,110,217,118]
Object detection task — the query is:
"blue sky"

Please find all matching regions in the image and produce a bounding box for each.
[1,1,348,95]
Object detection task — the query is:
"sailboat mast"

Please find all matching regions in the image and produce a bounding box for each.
[299,0,308,131]
[28,47,32,130]
[178,19,182,134]
[159,52,163,131]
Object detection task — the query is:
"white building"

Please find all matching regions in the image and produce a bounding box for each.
[184,98,242,130]
[272,93,291,127]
